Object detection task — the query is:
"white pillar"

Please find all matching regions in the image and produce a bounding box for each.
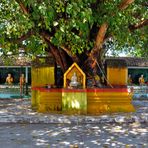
[25,66,28,83]
[25,66,29,95]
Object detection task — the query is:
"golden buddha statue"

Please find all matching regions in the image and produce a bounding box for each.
[6,73,13,85]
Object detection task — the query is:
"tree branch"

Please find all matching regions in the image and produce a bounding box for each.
[40,30,80,63]
[119,0,135,10]
[47,42,67,72]
[15,0,29,15]
[17,30,34,42]
[141,2,148,7]
[91,0,135,53]
[129,19,148,31]
[40,30,51,41]
[40,31,71,71]
[60,46,79,63]
[6,29,35,44]
[95,22,108,50]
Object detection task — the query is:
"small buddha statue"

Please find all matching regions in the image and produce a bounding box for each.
[139,74,145,86]
[20,74,25,85]
[6,73,13,85]
[69,72,79,87]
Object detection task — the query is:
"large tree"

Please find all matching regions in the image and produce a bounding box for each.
[0,0,147,80]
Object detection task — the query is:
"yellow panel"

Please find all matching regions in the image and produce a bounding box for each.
[87,91,135,115]
[31,67,55,87]
[87,92,129,97]
[31,90,38,110]
[37,91,62,113]
[31,66,55,109]
[62,91,87,114]
[107,67,127,85]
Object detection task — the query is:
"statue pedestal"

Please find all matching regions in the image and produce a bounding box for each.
[62,89,87,114]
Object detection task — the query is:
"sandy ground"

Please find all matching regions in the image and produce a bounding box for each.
[0,122,147,148]
[0,99,147,123]
[0,99,147,148]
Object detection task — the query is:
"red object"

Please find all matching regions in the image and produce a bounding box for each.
[32,87,128,93]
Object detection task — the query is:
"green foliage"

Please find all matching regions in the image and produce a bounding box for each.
[0,0,147,57]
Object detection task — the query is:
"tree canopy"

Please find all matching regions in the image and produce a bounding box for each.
[0,0,147,73]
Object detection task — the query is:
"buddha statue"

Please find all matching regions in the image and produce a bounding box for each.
[69,72,79,87]
[6,73,13,85]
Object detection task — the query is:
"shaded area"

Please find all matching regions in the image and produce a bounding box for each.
[0,99,147,123]
[0,98,147,147]
[0,122,147,148]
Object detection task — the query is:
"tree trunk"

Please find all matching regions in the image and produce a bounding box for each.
[82,23,108,79]
[47,42,69,72]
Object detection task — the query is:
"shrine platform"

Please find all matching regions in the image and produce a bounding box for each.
[32,87,135,115]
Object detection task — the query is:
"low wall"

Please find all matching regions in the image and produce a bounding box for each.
[87,88,135,114]
[31,88,62,112]
[32,87,135,114]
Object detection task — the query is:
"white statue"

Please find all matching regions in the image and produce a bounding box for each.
[70,72,79,87]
